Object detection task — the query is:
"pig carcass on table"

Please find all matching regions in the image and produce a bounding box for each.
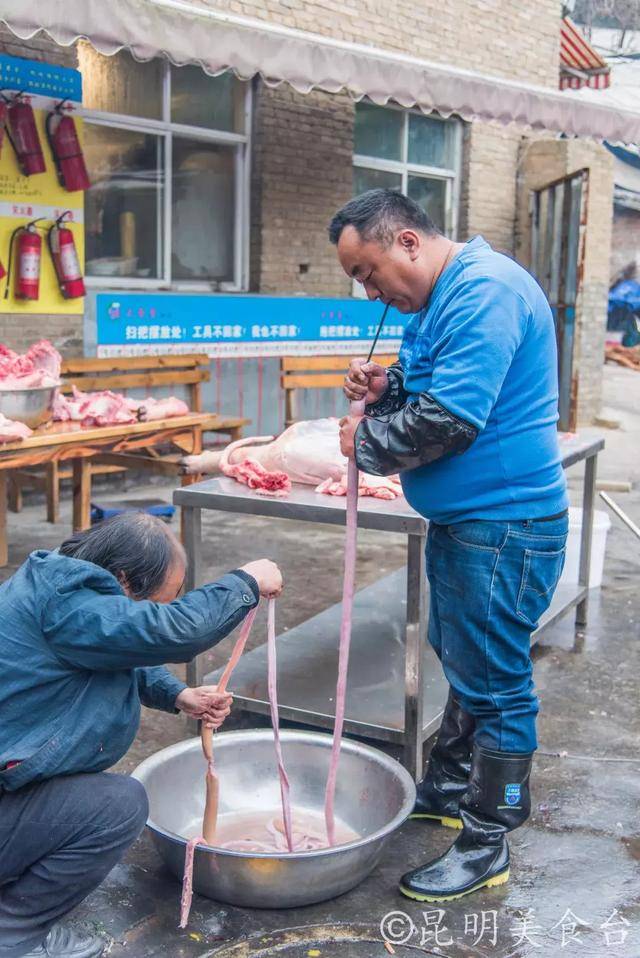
[185,418,403,500]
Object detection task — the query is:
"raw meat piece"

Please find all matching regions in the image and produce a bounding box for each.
[76,389,137,427]
[227,460,291,497]
[10,356,35,379]
[54,387,137,427]
[324,398,363,845]
[52,390,82,422]
[53,389,191,427]
[25,340,62,381]
[0,413,32,442]
[137,396,189,421]
[0,357,58,390]
[0,370,59,389]
[219,436,292,497]
[315,472,402,501]
[0,340,62,389]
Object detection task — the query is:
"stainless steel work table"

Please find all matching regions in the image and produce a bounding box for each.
[174,434,604,781]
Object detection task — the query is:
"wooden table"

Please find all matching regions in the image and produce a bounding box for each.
[0,413,212,566]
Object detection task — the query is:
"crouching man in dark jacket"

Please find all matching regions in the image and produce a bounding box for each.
[330,189,569,903]
[0,513,282,958]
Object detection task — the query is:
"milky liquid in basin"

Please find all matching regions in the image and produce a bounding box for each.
[184,806,359,853]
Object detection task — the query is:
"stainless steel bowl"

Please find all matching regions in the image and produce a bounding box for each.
[0,386,58,428]
[132,729,416,908]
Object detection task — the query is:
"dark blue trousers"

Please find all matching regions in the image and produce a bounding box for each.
[0,773,148,957]
[426,515,568,753]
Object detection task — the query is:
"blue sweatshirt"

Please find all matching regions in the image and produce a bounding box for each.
[399,236,568,524]
[0,551,258,791]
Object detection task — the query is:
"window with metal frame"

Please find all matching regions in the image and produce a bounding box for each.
[78,42,251,291]
[353,101,462,238]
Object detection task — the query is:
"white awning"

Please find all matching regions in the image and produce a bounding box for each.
[2,0,639,144]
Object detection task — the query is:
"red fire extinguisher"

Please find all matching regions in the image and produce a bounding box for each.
[48,211,85,299]
[5,93,46,176]
[5,219,45,301]
[46,99,90,192]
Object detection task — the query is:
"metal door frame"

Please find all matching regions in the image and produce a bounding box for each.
[531,168,589,433]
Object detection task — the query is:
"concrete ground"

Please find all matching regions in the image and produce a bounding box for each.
[3,362,639,958]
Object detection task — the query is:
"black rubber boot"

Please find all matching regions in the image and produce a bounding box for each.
[411,689,475,828]
[400,743,533,902]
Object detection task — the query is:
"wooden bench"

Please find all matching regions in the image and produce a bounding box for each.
[9,354,249,522]
[280,354,397,427]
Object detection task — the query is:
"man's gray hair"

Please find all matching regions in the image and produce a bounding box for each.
[328,188,439,247]
[60,512,185,599]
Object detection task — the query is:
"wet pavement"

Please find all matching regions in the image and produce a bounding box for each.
[2,364,639,957]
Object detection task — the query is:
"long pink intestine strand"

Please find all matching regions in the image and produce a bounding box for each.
[324,398,364,845]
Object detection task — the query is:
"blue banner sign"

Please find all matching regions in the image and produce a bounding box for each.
[0,54,82,102]
[94,293,408,358]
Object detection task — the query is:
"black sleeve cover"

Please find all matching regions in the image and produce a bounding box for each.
[354,391,478,477]
[365,362,408,416]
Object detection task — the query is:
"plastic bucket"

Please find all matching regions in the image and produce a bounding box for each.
[560,507,611,588]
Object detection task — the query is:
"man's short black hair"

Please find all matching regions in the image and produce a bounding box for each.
[328,188,439,247]
[60,512,185,599]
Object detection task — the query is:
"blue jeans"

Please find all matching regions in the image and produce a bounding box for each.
[426,514,568,754]
[0,773,148,957]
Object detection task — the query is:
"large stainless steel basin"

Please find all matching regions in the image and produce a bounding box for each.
[0,386,58,428]
[132,729,415,908]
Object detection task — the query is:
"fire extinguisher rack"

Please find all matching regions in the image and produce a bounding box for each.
[0,77,88,306]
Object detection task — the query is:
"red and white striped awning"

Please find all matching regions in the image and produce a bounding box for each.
[560,16,611,90]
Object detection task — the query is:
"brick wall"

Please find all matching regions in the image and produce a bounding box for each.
[568,138,614,424]
[0,28,82,355]
[460,123,523,254]
[0,315,83,356]
[193,0,562,87]
[515,138,614,425]
[250,83,353,296]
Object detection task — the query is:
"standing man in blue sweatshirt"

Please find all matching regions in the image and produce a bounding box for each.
[329,189,569,903]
